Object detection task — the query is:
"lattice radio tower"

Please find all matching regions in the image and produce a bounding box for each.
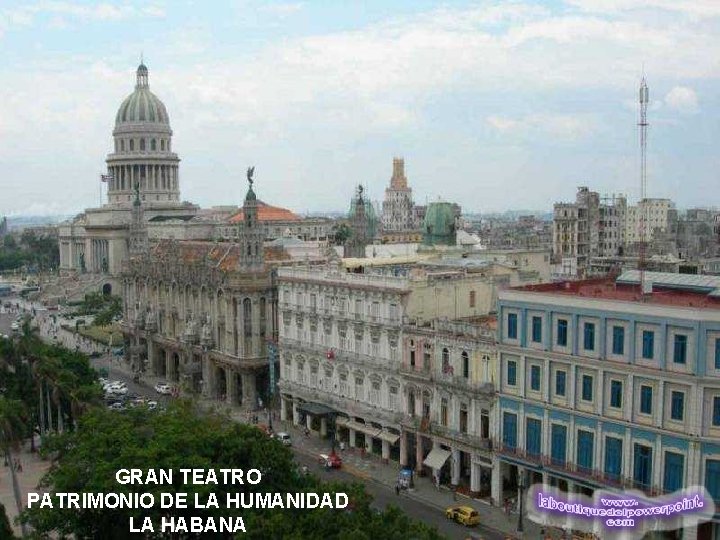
[638,76,650,294]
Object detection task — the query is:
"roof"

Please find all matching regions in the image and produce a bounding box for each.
[228,201,301,223]
[510,272,720,309]
[145,240,288,272]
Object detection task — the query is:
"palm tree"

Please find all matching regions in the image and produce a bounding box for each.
[0,397,29,537]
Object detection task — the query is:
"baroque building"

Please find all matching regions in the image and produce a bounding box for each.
[381,158,422,243]
[121,176,277,409]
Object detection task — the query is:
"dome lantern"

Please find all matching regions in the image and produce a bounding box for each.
[136,62,149,88]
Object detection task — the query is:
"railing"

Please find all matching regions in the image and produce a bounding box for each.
[432,318,496,341]
[280,337,397,374]
[278,267,410,292]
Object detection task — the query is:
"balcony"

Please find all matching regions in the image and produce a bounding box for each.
[426,420,492,449]
[399,363,432,379]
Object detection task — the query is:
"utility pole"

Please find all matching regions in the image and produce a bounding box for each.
[638,76,650,295]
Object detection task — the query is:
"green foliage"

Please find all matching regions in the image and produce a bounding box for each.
[23,402,444,540]
[333,223,352,245]
[0,231,58,272]
[0,501,16,539]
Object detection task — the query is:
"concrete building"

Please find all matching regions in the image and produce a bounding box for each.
[380,158,423,243]
[625,198,677,246]
[495,270,720,539]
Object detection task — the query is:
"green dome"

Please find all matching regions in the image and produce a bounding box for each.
[115,64,170,126]
[423,201,457,246]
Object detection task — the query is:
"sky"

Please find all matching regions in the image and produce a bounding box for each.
[1,0,719,217]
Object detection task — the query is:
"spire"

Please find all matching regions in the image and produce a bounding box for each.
[136,58,149,88]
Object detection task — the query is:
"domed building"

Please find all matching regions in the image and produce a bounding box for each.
[58,63,198,283]
[422,201,460,246]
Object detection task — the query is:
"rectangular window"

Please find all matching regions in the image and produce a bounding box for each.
[713,396,720,426]
[532,316,542,343]
[507,313,518,339]
[555,370,566,397]
[715,338,720,370]
[670,391,684,421]
[502,412,517,449]
[642,330,654,359]
[663,452,684,493]
[526,418,542,457]
[507,360,517,386]
[610,380,623,408]
[550,424,567,465]
[612,326,625,355]
[673,334,687,365]
[583,322,595,351]
[557,319,568,347]
[604,436,623,479]
[581,375,593,402]
[640,385,653,415]
[706,459,720,502]
[577,431,594,471]
[469,290,476,308]
[633,443,653,488]
[530,365,541,392]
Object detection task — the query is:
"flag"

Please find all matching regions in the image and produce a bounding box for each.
[100,174,113,183]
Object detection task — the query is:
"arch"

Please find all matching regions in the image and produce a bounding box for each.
[151,138,157,151]
[129,139,135,151]
[461,350,470,378]
[243,297,252,337]
[120,139,125,152]
[140,138,146,151]
[102,283,112,296]
[161,139,165,151]
[259,297,266,337]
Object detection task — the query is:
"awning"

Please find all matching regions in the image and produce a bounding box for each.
[335,417,350,428]
[423,448,452,470]
[376,431,400,444]
[343,420,382,438]
[297,402,337,416]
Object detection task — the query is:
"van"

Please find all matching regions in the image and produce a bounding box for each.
[276,432,292,446]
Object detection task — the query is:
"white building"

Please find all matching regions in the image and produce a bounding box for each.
[625,198,676,245]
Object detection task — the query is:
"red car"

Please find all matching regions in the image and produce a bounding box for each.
[319,452,342,469]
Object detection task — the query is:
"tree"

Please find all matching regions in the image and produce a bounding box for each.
[0,397,29,537]
[0,501,16,540]
[333,223,352,245]
[23,402,443,540]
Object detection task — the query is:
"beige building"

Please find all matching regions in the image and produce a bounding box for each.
[625,198,676,245]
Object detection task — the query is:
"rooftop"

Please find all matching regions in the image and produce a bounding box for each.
[228,201,301,223]
[510,271,720,309]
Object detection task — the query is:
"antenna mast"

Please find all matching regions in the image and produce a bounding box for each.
[638,76,649,294]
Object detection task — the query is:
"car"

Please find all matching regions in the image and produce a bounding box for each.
[276,432,292,446]
[146,400,158,410]
[108,382,128,395]
[108,402,125,411]
[154,383,172,395]
[445,505,480,527]
[10,322,19,332]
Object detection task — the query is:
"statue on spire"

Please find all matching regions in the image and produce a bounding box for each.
[247,166,255,187]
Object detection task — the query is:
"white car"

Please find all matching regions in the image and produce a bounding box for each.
[276,432,292,446]
[146,400,158,410]
[154,383,172,395]
[108,402,125,411]
[10,322,19,332]
[108,382,128,395]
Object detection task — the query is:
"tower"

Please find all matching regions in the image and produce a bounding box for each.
[638,76,650,292]
[238,167,265,272]
[381,157,415,232]
[345,185,370,258]
[128,182,148,255]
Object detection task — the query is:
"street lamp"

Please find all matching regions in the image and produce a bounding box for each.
[517,469,526,533]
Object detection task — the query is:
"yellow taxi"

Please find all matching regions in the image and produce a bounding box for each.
[445,505,480,526]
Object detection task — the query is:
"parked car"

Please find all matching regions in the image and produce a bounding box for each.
[276,432,292,446]
[445,506,480,527]
[108,402,125,411]
[154,382,172,395]
[146,400,158,410]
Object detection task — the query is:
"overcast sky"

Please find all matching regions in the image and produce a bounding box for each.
[1,0,719,217]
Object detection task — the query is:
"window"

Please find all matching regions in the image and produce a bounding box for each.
[140,138,146,151]
[610,380,623,408]
[583,322,595,351]
[440,398,448,426]
[526,418,542,457]
[461,351,469,379]
[633,443,653,488]
[555,370,566,397]
[550,424,567,465]
[507,360,517,386]
[715,338,720,369]
[581,375,593,402]
[459,403,468,433]
[469,290,476,308]
[705,459,720,502]
[160,139,165,151]
[442,348,450,372]
[612,326,625,355]
[530,365,541,391]
[577,431,594,471]
[151,138,156,151]
[640,385,653,415]
[670,391,684,421]
[532,316,542,343]
[663,452,684,493]
[388,386,398,410]
[120,139,125,151]
[129,139,134,151]
[604,437,623,479]
[713,396,720,426]
[557,319,568,346]
[502,412,517,449]
[642,330,654,359]
[507,313,518,339]
[673,334,687,364]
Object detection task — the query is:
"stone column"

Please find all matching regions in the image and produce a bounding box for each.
[227,370,238,405]
[415,433,424,473]
[451,448,461,486]
[470,462,481,494]
[292,401,300,425]
[241,372,257,409]
[201,356,211,397]
[349,429,356,448]
[399,432,408,467]
[306,414,313,432]
[147,341,154,375]
[491,456,502,506]
[280,396,288,422]
[320,417,328,438]
[381,439,390,461]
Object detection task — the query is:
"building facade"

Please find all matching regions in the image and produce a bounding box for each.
[495,271,720,539]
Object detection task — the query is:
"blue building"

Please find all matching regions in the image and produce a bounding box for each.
[495,271,720,540]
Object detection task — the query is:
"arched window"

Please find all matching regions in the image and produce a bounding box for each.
[442,348,449,371]
[243,298,252,337]
[462,351,469,379]
[129,139,135,151]
[120,139,125,151]
[161,139,165,151]
[259,297,266,337]
[140,138,146,151]
[151,139,156,151]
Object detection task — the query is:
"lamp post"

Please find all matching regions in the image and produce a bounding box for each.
[517,469,526,534]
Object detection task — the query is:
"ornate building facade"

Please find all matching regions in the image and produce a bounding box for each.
[381,158,422,243]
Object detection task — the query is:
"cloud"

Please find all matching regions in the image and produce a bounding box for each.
[259,2,304,18]
[565,0,720,18]
[664,86,698,113]
[486,113,599,140]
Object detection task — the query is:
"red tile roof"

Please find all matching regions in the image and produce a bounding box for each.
[228,201,301,223]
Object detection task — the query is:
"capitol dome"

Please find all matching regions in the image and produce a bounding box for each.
[114,63,170,126]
